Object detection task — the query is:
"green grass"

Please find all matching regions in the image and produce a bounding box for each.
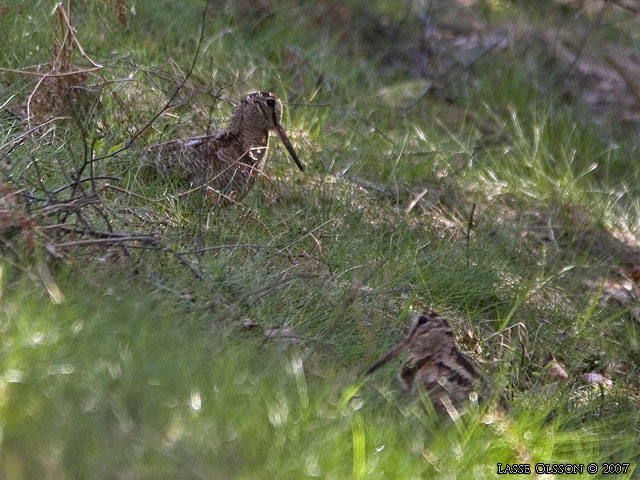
[1,0,640,477]
[1,267,635,479]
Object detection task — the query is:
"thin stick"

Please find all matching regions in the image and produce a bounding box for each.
[86,0,212,166]
[462,31,507,70]
[58,2,103,69]
[560,0,610,83]
[173,252,206,280]
[46,225,150,239]
[609,0,637,12]
[275,218,334,250]
[101,183,149,200]
[48,176,120,197]
[50,236,155,247]
[26,73,50,127]
[405,187,429,213]
[0,117,68,153]
[0,66,101,77]
[466,203,476,245]
[64,0,211,210]
[177,244,272,255]
[178,219,334,257]
[466,202,476,267]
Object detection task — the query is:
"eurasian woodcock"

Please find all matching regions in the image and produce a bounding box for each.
[145,92,303,203]
[366,310,507,414]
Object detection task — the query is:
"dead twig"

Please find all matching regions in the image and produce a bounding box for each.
[466,202,476,267]
[560,0,611,83]
[274,218,334,251]
[40,198,101,216]
[338,174,399,198]
[173,251,206,280]
[405,187,429,214]
[101,183,149,200]
[25,1,104,126]
[49,235,155,248]
[46,176,120,199]
[461,31,507,70]
[0,117,68,155]
[82,0,212,168]
[609,0,638,13]
[177,244,272,255]
[45,224,149,239]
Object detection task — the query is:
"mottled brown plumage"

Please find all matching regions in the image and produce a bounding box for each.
[366,310,506,414]
[145,92,303,203]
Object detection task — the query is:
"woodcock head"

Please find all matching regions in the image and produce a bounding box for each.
[366,310,490,413]
[233,92,304,172]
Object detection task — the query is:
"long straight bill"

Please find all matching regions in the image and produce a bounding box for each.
[274,124,304,171]
[365,339,410,375]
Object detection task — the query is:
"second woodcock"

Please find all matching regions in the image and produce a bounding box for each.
[366,310,506,414]
[145,92,303,203]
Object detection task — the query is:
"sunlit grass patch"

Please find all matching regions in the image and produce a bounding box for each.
[1,266,635,479]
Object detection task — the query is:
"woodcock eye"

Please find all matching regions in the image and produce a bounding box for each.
[417,315,428,326]
[265,98,276,108]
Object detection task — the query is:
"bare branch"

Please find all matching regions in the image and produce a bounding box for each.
[560,0,611,83]
[49,236,155,248]
[87,0,213,165]
[177,244,272,255]
[47,176,120,199]
[466,202,476,268]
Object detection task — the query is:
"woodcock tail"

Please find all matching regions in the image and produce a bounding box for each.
[366,310,507,414]
[145,92,303,204]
